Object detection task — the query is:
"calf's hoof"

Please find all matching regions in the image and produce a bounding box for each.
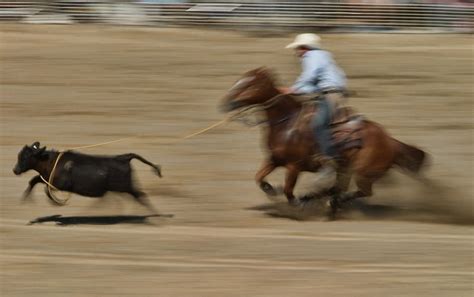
[21,198,33,205]
[21,192,34,204]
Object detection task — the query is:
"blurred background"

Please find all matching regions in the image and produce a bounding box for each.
[0,0,472,31]
[0,1,473,297]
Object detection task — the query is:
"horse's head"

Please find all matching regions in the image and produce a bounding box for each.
[220,67,279,112]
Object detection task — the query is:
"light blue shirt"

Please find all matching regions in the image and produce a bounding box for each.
[292,49,346,94]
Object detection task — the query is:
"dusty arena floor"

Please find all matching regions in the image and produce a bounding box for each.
[1,25,473,296]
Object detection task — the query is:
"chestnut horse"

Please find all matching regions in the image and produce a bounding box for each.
[221,67,427,215]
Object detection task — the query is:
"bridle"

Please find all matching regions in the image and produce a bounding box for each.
[259,93,288,110]
[230,93,296,126]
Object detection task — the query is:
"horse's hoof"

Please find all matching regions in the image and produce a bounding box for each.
[299,196,317,209]
[323,214,336,222]
[260,182,277,196]
[298,199,308,208]
[299,192,322,203]
[296,200,311,210]
[299,195,312,204]
[329,195,341,209]
[288,199,301,207]
[324,199,338,221]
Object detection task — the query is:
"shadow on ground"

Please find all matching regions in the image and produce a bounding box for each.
[248,178,474,225]
[28,214,174,226]
[249,199,474,225]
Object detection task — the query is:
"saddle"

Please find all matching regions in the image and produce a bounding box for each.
[330,106,364,152]
[294,103,364,153]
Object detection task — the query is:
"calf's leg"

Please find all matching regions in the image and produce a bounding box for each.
[22,175,45,202]
[127,188,159,214]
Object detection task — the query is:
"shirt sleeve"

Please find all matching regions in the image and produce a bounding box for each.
[291,52,326,94]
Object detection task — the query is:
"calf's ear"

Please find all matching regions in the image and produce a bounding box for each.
[31,141,46,157]
[35,146,48,160]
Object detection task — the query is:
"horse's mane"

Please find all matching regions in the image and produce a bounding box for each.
[250,66,279,87]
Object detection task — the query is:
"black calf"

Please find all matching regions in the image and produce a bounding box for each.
[13,142,162,213]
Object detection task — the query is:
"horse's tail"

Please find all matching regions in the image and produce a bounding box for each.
[392,138,428,174]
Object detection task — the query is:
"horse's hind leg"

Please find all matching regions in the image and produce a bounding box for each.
[339,168,352,190]
[329,168,352,196]
[339,175,375,204]
[301,168,351,204]
[327,175,374,219]
[256,160,278,196]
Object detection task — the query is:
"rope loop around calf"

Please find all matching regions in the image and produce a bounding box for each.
[40,152,71,206]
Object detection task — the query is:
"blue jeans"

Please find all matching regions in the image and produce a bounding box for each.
[313,98,335,157]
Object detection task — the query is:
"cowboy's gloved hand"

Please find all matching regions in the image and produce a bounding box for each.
[277,87,293,95]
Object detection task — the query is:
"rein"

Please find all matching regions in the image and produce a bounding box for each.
[260,93,288,110]
[230,93,298,127]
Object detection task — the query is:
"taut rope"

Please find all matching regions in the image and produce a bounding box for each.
[40,115,236,205]
[40,94,297,205]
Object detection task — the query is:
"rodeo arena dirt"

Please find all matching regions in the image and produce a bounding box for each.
[1,2,473,296]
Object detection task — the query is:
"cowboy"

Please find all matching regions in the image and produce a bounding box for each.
[280,33,347,177]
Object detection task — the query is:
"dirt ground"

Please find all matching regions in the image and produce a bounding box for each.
[0,24,473,297]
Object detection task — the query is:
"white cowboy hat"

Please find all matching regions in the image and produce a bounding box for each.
[285,33,321,49]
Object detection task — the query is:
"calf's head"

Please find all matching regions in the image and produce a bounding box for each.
[13,142,47,175]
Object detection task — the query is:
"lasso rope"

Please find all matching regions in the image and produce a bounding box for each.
[40,116,234,205]
[40,94,293,205]
[40,152,70,205]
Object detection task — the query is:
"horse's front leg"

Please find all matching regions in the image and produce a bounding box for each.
[255,159,278,196]
[284,164,301,205]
